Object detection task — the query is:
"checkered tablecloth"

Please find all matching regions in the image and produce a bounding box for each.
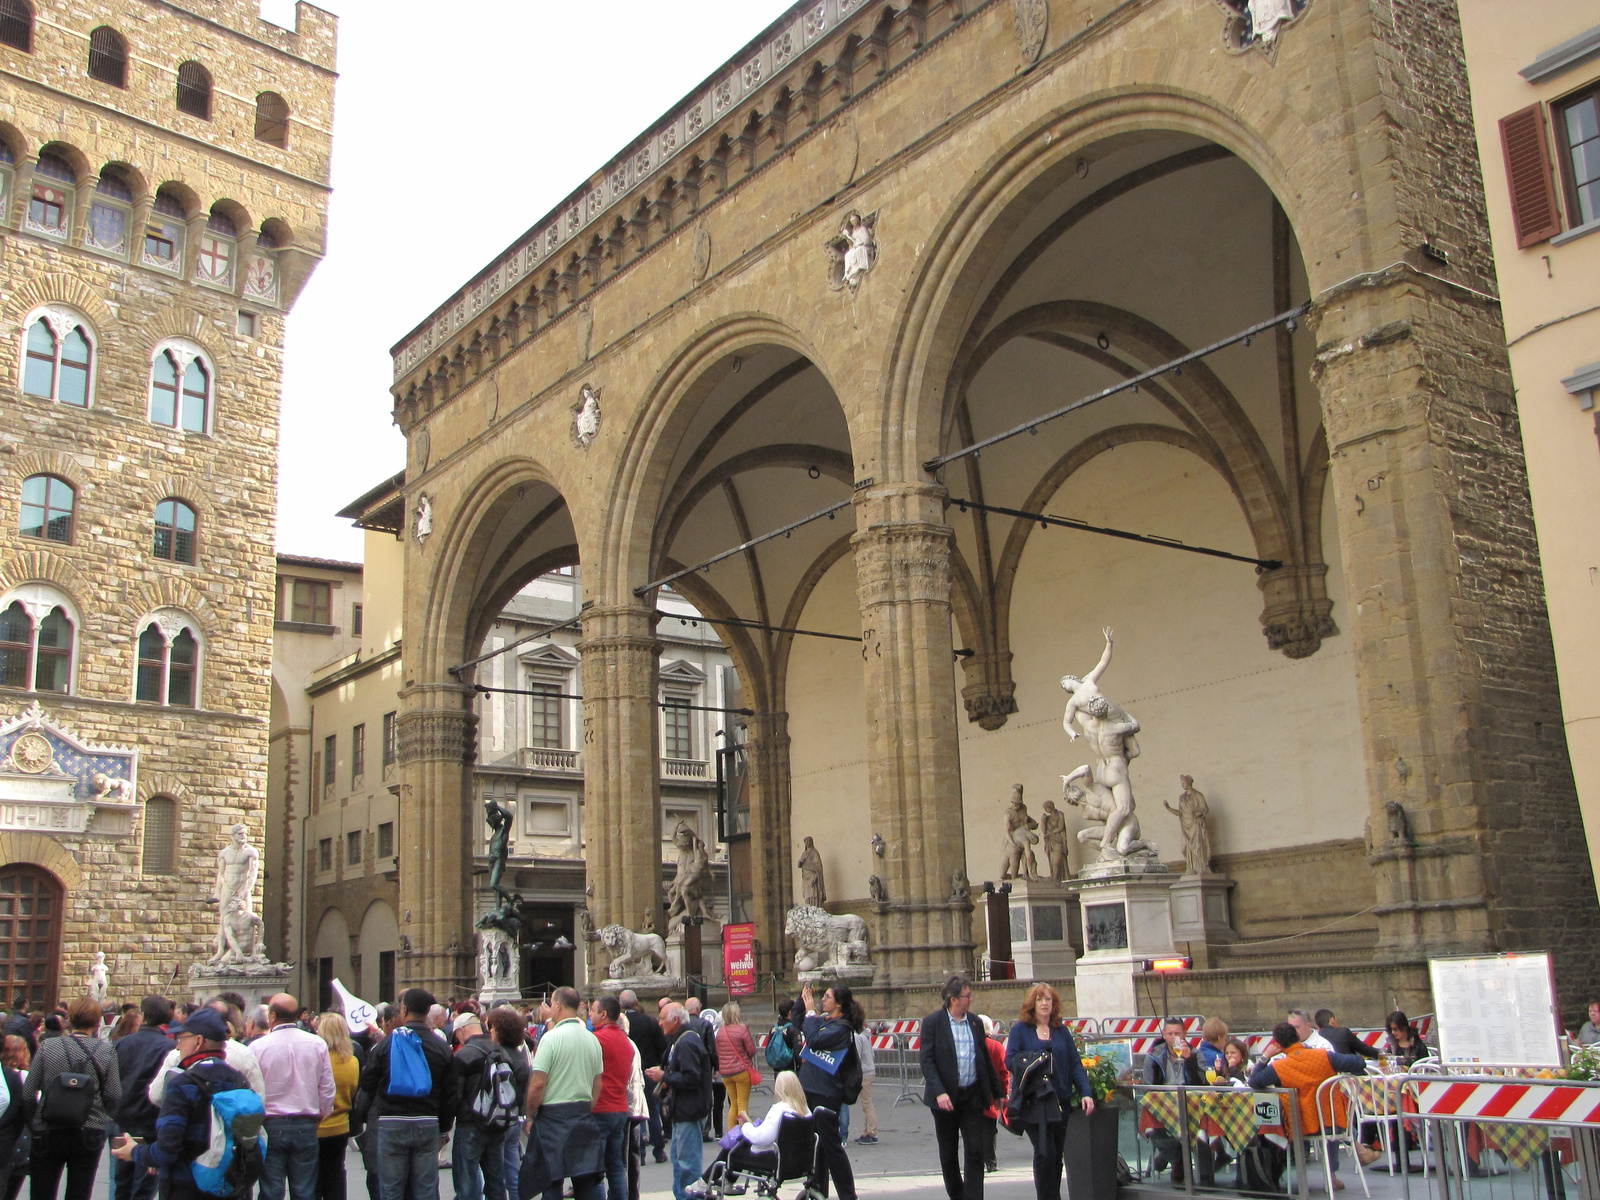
[1140,1089,1285,1149]
[1471,1122,1552,1170]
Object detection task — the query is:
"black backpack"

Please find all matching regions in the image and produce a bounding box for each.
[838,1039,863,1105]
[38,1035,102,1129]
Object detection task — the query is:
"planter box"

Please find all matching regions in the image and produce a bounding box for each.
[1066,1104,1121,1200]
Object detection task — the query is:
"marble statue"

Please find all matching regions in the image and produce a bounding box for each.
[869,875,887,903]
[950,867,969,901]
[1247,0,1299,43]
[573,385,602,448]
[599,924,670,981]
[87,951,107,1002]
[211,825,260,955]
[1000,784,1040,880]
[210,899,268,965]
[798,836,827,908]
[1040,799,1070,881]
[786,904,874,982]
[828,211,878,290]
[664,821,711,932]
[1061,629,1161,868]
[90,773,132,803]
[484,798,512,899]
[413,493,433,544]
[1163,775,1213,875]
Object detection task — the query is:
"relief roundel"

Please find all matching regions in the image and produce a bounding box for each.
[9,732,53,774]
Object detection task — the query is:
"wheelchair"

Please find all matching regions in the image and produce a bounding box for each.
[703,1111,826,1199]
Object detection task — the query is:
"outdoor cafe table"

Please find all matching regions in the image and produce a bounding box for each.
[1140,1086,1290,1150]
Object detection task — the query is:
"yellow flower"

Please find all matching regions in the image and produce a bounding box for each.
[1084,1057,1099,1067]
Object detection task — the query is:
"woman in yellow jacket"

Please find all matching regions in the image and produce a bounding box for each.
[316,1013,362,1200]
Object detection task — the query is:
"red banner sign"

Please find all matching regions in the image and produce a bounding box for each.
[723,922,756,997]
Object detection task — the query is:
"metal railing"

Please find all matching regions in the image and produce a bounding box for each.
[1130,1081,1311,1200]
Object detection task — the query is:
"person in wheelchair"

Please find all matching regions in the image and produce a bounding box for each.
[687,1071,819,1199]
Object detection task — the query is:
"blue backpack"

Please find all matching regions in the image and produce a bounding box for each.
[765,1023,796,1071]
[387,1027,433,1098]
[188,1069,265,1198]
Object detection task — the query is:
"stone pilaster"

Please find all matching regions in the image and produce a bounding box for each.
[395,683,477,998]
[578,604,663,937]
[745,710,793,978]
[1312,269,1600,997]
[853,485,974,987]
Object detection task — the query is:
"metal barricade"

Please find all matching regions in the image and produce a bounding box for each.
[1130,1081,1310,1200]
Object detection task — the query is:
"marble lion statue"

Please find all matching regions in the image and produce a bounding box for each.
[599,924,668,978]
[785,905,870,973]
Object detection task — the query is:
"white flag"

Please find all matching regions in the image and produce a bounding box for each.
[331,978,377,1034]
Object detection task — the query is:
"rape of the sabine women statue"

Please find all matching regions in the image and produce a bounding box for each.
[1000,785,1040,880]
[1060,629,1161,872]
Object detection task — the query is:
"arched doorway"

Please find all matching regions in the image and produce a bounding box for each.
[0,866,63,1009]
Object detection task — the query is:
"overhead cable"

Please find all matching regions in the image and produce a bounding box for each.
[634,499,852,596]
[448,612,584,678]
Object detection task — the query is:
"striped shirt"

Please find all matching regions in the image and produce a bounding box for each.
[950,1017,976,1088]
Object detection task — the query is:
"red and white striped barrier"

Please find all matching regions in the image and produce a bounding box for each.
[1411,1079,1600,1125]
[869,1034,896,1051]
[1066,1018,1099,1035]
[1102,1017,1167,1036]
[1415,1014,1434,1042]
[1355,1029,1385,1048]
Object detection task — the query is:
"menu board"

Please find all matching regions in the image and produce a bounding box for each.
[1429,953,1562,1067]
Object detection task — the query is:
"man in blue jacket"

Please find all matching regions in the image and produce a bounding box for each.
[109,1007,249,1200]
[356,988,461,1200]
[112,995,176,1200]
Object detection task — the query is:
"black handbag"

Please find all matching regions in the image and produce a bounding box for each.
[38,1036,101,1129]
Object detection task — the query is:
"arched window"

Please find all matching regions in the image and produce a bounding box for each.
[0,585,78,694]
[142,188,186,271]
[26,152,74,240]
[195,211,235,288]
[19,475,73,543]
[0,0,32,52]
[149,342,212,432]
[175,61,211,119]
[134,613,201,707]
[21,310,95,406]
[87,27,126,86]
[153,498,197,564]
[87,171,133,256]
[254,93,289,148]
[141,797,177,876]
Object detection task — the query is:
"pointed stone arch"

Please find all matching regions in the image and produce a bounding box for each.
[4,274,114,332]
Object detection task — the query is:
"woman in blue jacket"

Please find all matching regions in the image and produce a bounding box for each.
[1004,984,1095,1200]
[797,982,860,1200]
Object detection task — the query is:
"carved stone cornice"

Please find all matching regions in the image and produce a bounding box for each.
[395,708,477,767]
[958,650,1018,730]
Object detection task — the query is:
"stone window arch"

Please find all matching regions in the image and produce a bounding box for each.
[0,583,79,694]
[0,0,32,52]
[87,168,134,257]
[19,475,75,545]
[21,306,96,407]
[254,93,289,148]
[142,188,187,273]
[148,338,214,433]
[134,609,203,708]
[175,61,211,120]
[87,26,127,87]
[26,151,74,241]
[153,498,198,564]
[140,797,177,876]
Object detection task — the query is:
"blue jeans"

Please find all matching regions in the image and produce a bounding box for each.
[451,1123,506,1200]
[669,1118,703,1200]
[500,1126,521,1200]
[261,1116,321,1200]
[839,1104,851,1144]
[594,1113,629,1200]
[376,1117,441,1200]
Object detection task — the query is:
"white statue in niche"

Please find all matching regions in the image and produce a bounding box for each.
[827,211,878,290]
[413,494,433,545]
[572,384,602,448]
[87,952,108,1002]
[1247,0,1299,43]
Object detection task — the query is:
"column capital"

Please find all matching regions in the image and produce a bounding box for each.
[852,518,953,610]
[575,601,660,654]
[395,705,477,767]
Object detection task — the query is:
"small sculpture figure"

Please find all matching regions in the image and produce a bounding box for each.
[90,773,132,803]
[476,893,523,943]
[1000,784,1040,880]
[664,821,711,933]
[798,836,827,908]
[1163,775,1213,876]
[640,907,656,934]
[868,875,887,903]
[950,867,969,902]
[871,833,886,859]
[87,951,108,1002]
[498,941,511,980]
[413,493,433,544]
[572,384,602,448]
[827,211,879,290]
[484,798,513,900]
[786,905,872,976]
[1386,800,1411,845]
[599,924,670,979]
[1247,0,1299,43]
[1040,799,1070,881]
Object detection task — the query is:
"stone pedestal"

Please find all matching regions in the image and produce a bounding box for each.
[1070,871,1175,1018]
[666,922,724,983]
[1006,880,1077,982]
[1168,874,1235,961]
[477,929,521,1006]
[189,959,292,1007]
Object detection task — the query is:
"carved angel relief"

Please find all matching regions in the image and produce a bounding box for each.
[572,385,602,449]
[1213,0,1309,57]
[826,210,878,292]
[412,493,433,545]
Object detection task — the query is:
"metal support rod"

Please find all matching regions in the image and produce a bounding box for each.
[663,612,860,643]
[924,304,1308,472]
[949,496,1283,570]
[634,499,852,596]
[471,683,752,715]
[448,613,584,677]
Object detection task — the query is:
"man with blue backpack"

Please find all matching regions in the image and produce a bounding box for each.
[109,1006,263,1200]
[355,988,461,1200]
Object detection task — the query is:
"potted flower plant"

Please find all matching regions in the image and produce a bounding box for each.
[1066,1041,1126,1200]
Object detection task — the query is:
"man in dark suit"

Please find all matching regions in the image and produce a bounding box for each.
[619,989,669,1162]
[920,975,1002,1200]
[1314,1009,1382,1060]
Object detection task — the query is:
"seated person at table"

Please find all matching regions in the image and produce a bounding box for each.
[1220,1039,1251,1085]
[1382,1011,1429,1067]
[1287,1009,1335,1052]
[1199,1018,1229,1074]
[1578,1001,1600,1047]
[1249,1023,1370,1191]
[1143,1017,1211,1185]
[1314,1010,1381,1061]
[686,1069,809,1197]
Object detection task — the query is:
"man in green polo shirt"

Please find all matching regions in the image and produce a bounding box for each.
[525,987,605,1200]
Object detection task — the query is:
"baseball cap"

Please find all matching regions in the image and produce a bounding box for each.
[169,1007,229,1041]
[452,1011,481,1034]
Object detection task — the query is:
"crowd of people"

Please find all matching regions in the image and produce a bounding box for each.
[0,981,1447,1200]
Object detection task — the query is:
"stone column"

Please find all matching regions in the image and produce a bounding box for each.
[579,604,663,936]
[1312,269,1599,993]
[853,484,974,987]
[745,710,793,977]
[395,681,477,997]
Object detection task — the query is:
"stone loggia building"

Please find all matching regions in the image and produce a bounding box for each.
[0,1,333,1007]
[389,0,1599,1020]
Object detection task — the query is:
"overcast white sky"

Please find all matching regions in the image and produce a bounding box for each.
[269,0,792,561]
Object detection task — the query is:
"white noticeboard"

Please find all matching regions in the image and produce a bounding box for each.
[1429,952,1562,1067]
